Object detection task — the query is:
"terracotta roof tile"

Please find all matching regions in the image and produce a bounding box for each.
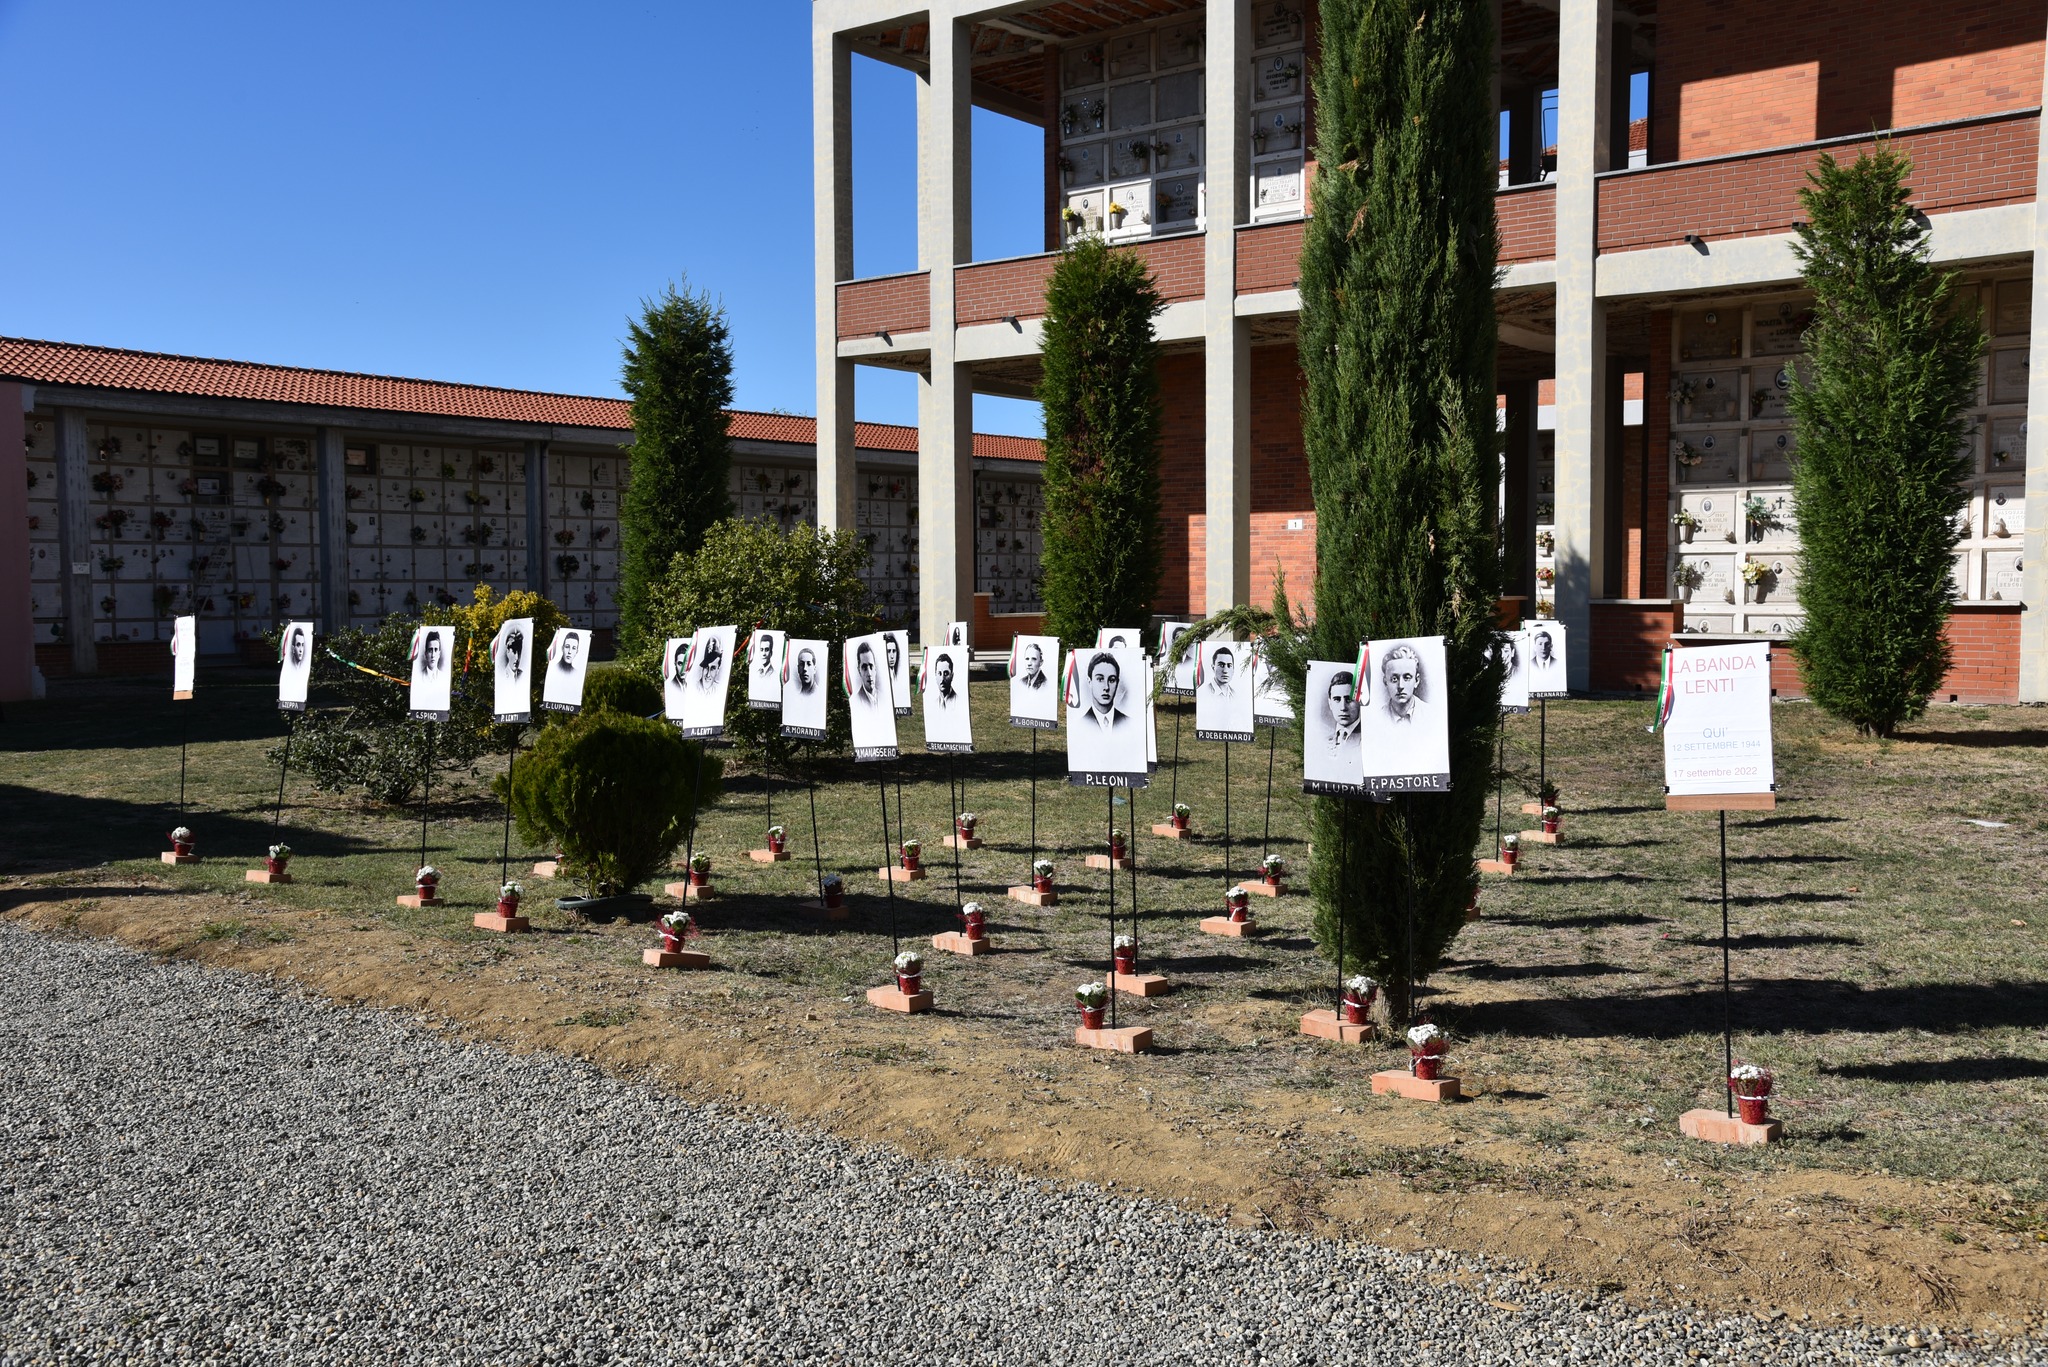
[0,336,1042,462]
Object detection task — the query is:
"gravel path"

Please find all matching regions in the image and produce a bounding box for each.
[0,920,2035,1367]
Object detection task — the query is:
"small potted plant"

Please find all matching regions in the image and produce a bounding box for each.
[1535,565,1555,588]
[1061,206,1084,237]
[1500,832,1520,869]
[1672,560,1705,604]
[960,900,987,942]
[1728,1063,1775,1125]
[1539,781,1560,809]
[894,949,924,995]
[766,824,787,856]
[1076,981,1109,1030]
[166,825,195,858]
[820,872,845,911]
[414,865,440,902]
[900,838,922,873]
[265,843,291,878]
[956,811,978,841]
[688,851,712,888]
[1342,974,1378,1025]
[1260,853,1285,887]
[1740,558,1771,602]
[1032,859,1055,895]
[1541,805,1561,836]
[498,881,523,918]
[1107,200,1127,229]
[1407,1023,1450,1079]
[658,908,693,954]
[1225,884,1252,923]
[1171,802,1191,832]
[1672,509,1700,544]
[1108,828,1126,862]
[1112,934,1136,976]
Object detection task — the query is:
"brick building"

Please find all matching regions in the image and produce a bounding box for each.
[811,0,2047,700]
[0,340,1044,696]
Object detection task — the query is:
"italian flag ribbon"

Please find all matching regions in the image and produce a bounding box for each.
[1653,646,1676,732]
[1061,652,1080,709]
[1353,643,1371,701]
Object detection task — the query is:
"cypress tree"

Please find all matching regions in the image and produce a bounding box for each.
[616,282,736,655]
[1035,236,1165,652]
[1294,0,1501,1022]
[1788,147,1983,737]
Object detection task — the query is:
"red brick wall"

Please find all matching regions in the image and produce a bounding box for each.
[1590,601,1684,693]
[1236,220,1305,295]
[1599,111,2039,255]
[955,235,1205,329]
[1937,604,2023,703]
[1157,352,1205,615]
[1497,182,1557,264]
[836,272,931,340]
[1248,346,1314,612]
[970,592,1043,652]
[1652,0,2046,162]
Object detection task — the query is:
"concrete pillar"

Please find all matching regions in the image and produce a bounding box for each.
[54,408,96,675]
[813,23,857,531]
[2018,13,2048,700]
[917,14,973,643]
[1202,0,1251,615]
[0,383,33,701]
[1552,0,1614,691]
[313,427,347,633]
[524,439,549,596]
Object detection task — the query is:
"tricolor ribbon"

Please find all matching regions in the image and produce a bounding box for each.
[919,646,930,695]
[1653,646,1676,732]
[323,646,410,688]
[1061,652,1080,709]
[1352,643,1370,701]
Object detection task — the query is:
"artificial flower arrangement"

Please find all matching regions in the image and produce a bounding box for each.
[1112,933,1136,974]
[1075,980,1109,1027]
[1032,858,1055,893]
[960,900,987,940]
[1342,974,1378,1025]
[1728,1062,1775,1125]
[1225,884,1251,920]
[1260,853,1286,885]
[1407,1023,1450,1079]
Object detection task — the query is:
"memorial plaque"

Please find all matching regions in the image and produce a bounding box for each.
[1111,135,1152,179]
[1748,488,1798,547]
[1952,552,1973,600]
[1749,427,1797,482]
[1748,555,1797,605]
[1254,157,1302,210]
[1155,122,1202,170]
[1678,307,1744,362]
[1681,491,1735,544]
[1108,81,1151,130]
[1748,362,1796,420]
[1988,417,2026,475]
[1105,179,1152,230]
[1252,105,1304,154]
[1673,369,1740,424]
[1253,0,1304,48]
[1156,70,1203,123]
[1987,487,2025,540]
[1991,347,2030,405]
[1063,43,1105,89]
[1675,432,1740,487]
[1253,51,1304,102]
[1064,190,1104,234]
[1159,20,1204,68]
[1750,301,1811,357]
[1994,279,2032,336]
[1155,175,1202,226]
[1689,555,1736,607]
[1987,550,2024,602]
[1107,32,1151,79]
[1745,611,1802,639]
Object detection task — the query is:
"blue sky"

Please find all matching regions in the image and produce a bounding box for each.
[0,1,1047,434]
[0,5,1641,439]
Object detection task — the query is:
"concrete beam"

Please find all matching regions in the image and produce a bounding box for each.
[815,25,859,531]
[918,16,975,642]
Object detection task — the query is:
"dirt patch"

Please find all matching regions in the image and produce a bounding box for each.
[12,876,2043,1343]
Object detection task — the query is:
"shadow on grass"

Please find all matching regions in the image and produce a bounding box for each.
[1820,1056,2048,1083]
[1746,813,1846,829]
[1676,933,1862,950]
[1727,853,1853,865]
[0,784,386,872]
[1895,730,2048,749]
[1488,910,1665,929]
[1447,961,1630,981]
[1451,978,2048,1038]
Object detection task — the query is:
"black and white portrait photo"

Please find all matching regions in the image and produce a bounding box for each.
[1095,627,1139,651]
[1496,629,1529,714]
[1008,634,1060,730]
[492,616,534,722]
[409,624,454,720]
[946,621,968,648]
[676,624,735,738]
[1359,635,1452,793]
[1526,621,1568,699]
[845,631,900,760]
[540,627,590,714]
[1158,621,1197,696]
[745,629,783,712]
[662,636,692,721]
[883,630,912,716]
[1253,639,1294,727]
[1065,646,1149,787]
[1301,659,1367,796]
[779,638,829,739]
[921,643,974,753]
[277,619,315,711]
[1194,638,1256,743]
[171,615,197,699]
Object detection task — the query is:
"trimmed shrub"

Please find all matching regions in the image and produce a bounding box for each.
[579,666,662,720]
[504,710,722,900]
[1036,235,1165,653]
[1788,146,1985,737]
